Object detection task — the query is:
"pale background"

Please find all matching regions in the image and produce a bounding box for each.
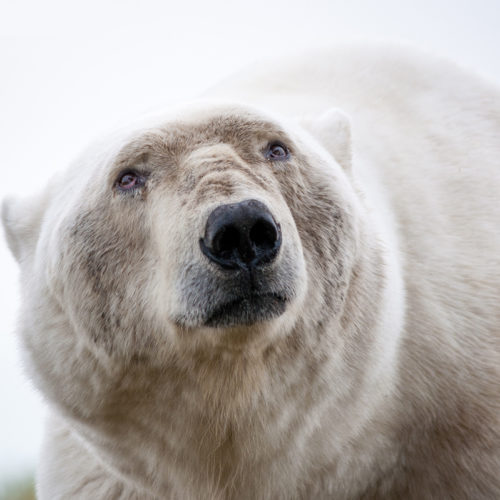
[1,0,499,489]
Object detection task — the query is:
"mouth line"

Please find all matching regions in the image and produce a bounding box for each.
[204,292,288,328]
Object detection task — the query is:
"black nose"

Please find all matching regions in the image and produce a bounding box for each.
[200,199,281,270]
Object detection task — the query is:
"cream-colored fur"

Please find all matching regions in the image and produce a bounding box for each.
[3,44,500,499]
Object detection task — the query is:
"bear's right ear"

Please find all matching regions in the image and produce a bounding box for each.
[2,190,50,263]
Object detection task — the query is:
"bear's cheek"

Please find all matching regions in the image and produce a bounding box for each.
[276,165,359,324]
[52,201,160,354]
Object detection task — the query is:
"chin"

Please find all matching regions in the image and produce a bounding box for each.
[203,291,289,328]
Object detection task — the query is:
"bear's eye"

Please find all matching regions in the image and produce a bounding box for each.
[265,141,290,161]
[115,170,146,192]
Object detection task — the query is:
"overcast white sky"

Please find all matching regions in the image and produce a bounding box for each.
[1,0,499,485]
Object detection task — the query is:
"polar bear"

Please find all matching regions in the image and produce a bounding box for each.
[2,44,500,499]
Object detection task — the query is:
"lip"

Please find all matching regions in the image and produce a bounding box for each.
[204,292,288,327]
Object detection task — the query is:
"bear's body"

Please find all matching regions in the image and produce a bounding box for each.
[3,45,500,499]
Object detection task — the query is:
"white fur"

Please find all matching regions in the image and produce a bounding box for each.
[3,44,500,499]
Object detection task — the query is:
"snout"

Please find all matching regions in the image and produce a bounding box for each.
[200,199,281,270]
[173,198,300,328]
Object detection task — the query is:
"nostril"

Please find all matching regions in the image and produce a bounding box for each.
[213,225,240,259]
[250,219,278,251]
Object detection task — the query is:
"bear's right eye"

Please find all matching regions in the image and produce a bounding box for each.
[115,170,146,192]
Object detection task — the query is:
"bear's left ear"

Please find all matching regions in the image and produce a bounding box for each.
[301,108,352,172]
[2,190,51,263]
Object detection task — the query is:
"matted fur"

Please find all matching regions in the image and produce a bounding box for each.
[2,44,500,499]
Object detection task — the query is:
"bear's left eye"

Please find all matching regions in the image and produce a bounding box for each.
[265,141,290,161]
[115,170,146,192]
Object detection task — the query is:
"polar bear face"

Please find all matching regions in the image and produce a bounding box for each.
[4,104,361,362]
[3,104,382,497]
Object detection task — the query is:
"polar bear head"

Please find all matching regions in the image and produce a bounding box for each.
[3,104,362,361]
[3,103,391,495]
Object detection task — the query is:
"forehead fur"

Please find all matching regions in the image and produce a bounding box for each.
[112,106,291,167]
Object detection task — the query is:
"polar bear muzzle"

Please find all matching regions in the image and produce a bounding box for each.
[197,198,286,327]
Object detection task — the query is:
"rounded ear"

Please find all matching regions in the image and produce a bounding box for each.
[301,108,352,172]
[2,190,51,263]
